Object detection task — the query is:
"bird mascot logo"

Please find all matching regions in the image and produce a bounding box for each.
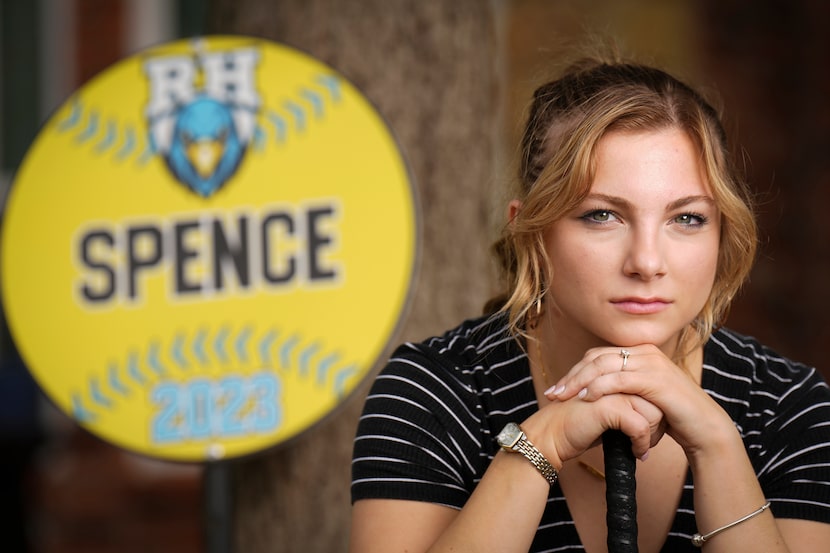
[145,44,259,197]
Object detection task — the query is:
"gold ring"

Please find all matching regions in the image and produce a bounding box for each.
[620,349,631,370]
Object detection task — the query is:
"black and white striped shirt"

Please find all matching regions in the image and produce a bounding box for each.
[351,314,830,551]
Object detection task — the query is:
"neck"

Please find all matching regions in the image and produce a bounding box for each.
[528,320,580,389]
[529,314,598,385]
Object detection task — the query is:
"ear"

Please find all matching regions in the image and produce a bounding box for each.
[507,200,522,225]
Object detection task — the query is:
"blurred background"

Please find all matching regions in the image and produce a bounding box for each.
[1,1,828,552]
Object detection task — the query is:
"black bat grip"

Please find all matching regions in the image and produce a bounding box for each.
[603,429,638,553]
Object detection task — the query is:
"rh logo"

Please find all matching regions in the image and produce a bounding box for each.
[144,45,260,197]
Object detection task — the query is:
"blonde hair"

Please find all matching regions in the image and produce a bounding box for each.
[486,57,758,357]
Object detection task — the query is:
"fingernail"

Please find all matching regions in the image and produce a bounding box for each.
[545,384,565,396]
[640,451,650,462]
[577,388,587,399]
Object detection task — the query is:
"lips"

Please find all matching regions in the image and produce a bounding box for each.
[611,297,672,315]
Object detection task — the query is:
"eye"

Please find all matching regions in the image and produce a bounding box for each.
[674,212,708,226]
[581,209,618,224]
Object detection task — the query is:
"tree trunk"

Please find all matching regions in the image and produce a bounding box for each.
[206,1,502,551]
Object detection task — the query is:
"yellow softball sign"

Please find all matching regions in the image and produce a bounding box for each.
[1,36,417,462]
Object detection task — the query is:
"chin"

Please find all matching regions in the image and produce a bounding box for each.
[600,329,681,350]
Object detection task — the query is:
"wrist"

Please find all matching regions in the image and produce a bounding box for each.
[686,418,744,471]
[521,418,565,472]
[496,422,559,485]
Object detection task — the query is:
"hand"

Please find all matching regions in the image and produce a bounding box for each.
[525,385,665,467]
[545,344,730,455]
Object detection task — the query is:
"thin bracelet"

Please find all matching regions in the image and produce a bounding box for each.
[691,501,771,547]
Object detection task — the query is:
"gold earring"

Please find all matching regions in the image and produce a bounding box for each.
[528,296,543,329]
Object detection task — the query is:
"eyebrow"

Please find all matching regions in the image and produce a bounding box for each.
[585,193,716,211]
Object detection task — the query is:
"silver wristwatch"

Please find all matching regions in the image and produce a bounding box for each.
[496,422,558,485]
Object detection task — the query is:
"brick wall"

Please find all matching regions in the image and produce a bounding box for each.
[26,413,204,553]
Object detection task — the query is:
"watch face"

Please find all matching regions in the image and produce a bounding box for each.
[497,422,522,448]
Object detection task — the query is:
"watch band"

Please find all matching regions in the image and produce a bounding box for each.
[497,422,558,485]
[513,435,558,485]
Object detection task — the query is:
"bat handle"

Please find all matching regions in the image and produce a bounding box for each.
[602,429,638,553]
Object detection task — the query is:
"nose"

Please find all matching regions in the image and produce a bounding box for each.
[622,228,667,281]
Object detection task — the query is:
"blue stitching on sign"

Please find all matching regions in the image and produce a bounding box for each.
[298,342,320,377]
[280,335,299,370]
[116,126,136,160]
[128,351,147,385]
[53,95,150,166]
[300,88,324,117]
[72,393,96,422]
[136,141,154,165]
[316,74,342,102]
[95,120,117,153]
[252,126,266,151]
[50,74,344,165]
[90,377,113,408]
[333,365,358,397]
[317,352,339,385]
[109,362,130,396]
[235,326,252,363]
[147,342,168,376]
[283,100,306,133]
[267,112,287,142]
[235,73,344,151]
[258,329,277,364]
[57,98,82,131]
[193,328,208,366]
[74,324,364,424]
[76,111,99,144]
[172,334,189,369]
[214,326,230,363]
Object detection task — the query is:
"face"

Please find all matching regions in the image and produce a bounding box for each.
[543,128,720,355]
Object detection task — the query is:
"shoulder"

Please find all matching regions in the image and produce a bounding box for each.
[382,313,523,385]
[361,313,531,439]
[352,315,525,505]
[705,327,827,392]
[707,330,830,523]
[704,327,830,431]
[408,313,519,361]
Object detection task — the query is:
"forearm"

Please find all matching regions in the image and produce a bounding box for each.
[427,450,552,553]
[687,422,789,552]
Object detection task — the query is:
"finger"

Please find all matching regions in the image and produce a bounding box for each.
[610,399,654,460]
[546,347,634,399]
[629,395,667,448]
[544,392,655,462]
[546,349,618,398]
[578,367,720,452]
[566,345,687,403]
[578,370,633,401]
[576,354,689,404]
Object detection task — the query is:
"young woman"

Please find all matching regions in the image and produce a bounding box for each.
[349,57,830,552]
